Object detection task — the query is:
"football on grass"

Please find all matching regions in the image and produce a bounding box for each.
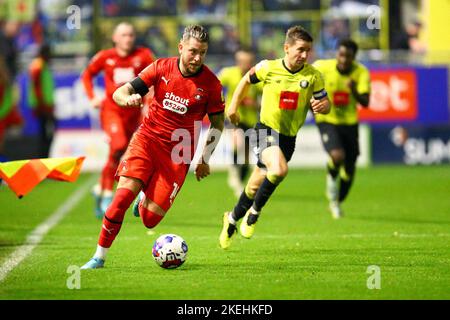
[152,234,188,269]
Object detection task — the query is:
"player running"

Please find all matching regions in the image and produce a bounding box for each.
[81,25,225,269]
[313,39,371,219]
[81,22,155,218]
[218,48,261,197]
[220,26,330,249]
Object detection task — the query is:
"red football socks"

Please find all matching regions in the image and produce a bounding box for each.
[98,188,136,248]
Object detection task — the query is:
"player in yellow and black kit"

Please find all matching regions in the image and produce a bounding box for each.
[218,48,261,197]
[219,26,330,249]
[313,39,370,219]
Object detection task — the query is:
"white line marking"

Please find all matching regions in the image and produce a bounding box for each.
[0,175,95,283]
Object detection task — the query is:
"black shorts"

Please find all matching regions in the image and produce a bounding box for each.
[317,122,360,162]
[251,122,296,169]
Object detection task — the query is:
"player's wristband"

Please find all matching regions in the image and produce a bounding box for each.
[313,89,327,100]
[130,77,149,97]
[249,72,260,84]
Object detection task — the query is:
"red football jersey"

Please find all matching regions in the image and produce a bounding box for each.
[82,46,154,111]
[137,57,224,156]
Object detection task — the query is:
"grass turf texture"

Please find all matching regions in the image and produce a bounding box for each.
[0,166,449,299]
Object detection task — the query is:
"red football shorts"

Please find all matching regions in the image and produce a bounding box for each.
[100,106,141,151]
[115,128,190,212]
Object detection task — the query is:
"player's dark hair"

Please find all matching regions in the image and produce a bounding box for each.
[338,39,358,55]
[182,25,209,43]
[285,25,313,44]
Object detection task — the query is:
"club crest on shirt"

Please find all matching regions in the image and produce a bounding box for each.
[195,88,205,101]
[300,80,309,88]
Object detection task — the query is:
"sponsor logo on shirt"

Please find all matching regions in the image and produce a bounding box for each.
[113,67,135,85]
[279,91,299,110]
[163,92,189,114]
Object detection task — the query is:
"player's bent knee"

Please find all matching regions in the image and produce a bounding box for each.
[330,150,345,165]
[268,164,288,179]
[140,206,165,229]
[117,176,143,195]
[267,170,287,185]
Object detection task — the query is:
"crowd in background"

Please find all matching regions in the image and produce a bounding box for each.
[0,0,426,162]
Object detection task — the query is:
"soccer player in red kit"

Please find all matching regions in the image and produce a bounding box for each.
[81,25,225,269]
[81,22,155,218]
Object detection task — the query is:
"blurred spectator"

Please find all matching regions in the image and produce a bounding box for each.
[0,55,23,162]
[321,19,351,52]
[252,24,286,59]
[207,24,239,55]
[0,21,20,79]
[143,27,169,57]
[390,25,410,50]
[221,24,240,54]
[28,44,56,158]
[406,21,427,54]
[391,20,426,54]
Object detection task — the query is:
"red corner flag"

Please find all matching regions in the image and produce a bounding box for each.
[0,157,85,198]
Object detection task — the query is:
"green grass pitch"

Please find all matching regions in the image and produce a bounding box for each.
[0,165,449,299]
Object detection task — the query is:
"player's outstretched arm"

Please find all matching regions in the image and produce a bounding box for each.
[195,112,225,181]
[81,68,104,109]
[310,96,331,114]
[348,80,370,107]
[81,53,105,109]
[227,71,252,126]
[112,82,143,108]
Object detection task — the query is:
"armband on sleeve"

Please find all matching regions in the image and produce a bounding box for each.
[129,77,149,97]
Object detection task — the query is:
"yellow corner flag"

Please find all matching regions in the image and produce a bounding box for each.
[0,157,85,198]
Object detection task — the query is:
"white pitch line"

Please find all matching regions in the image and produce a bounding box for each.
[0,175,95,283]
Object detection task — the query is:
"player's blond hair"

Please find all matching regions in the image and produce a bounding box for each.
[285,25,313,45]
[113,22,135,35]
[181,25,209,43]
